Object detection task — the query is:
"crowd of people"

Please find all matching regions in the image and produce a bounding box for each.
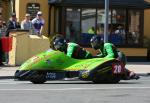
[0,11,45,37]
[0,11,45,66]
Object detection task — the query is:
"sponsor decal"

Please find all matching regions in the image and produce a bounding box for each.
[81,71,89,79]
[74,64,89,69]
[65,68,80,71]
[46,72,56,79]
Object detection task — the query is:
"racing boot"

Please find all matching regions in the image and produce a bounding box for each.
[129,71,140,80]
[123,69,140,80]
[0,60,4,66]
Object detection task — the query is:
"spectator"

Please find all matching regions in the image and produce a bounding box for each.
[6,13,20,36]
[1,21,7,37]
[115,25,125,35]
[0,39,3,65]
[32,11,45,36]
[0,20,6,65]
[3,21,9,64]
[21,13,33,30]
[0,20,3,65]
[0,20,3,37]
[114,25,126,43]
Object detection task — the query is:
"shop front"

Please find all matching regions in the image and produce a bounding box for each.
[48,0,150,61]
[48,0,150,48]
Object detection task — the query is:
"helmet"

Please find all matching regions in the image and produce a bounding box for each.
[90,35,103,50]
[53,37,67,52]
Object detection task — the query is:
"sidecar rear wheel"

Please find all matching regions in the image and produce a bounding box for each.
[92,72,120,84]
[92,77,120,84]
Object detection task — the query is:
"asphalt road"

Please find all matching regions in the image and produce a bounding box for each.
[0,77,150,103]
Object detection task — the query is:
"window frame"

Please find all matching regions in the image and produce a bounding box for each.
[61,7,144,47]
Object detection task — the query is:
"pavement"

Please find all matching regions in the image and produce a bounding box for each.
[0,66,18,79]
[0,62,150,79]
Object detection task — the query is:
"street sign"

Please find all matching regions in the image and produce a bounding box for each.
[26,3,40,19]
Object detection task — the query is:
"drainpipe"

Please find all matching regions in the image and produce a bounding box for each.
[10,0,15,13]
[13,0,15,13]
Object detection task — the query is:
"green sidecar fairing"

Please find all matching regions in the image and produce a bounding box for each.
[15,49,126,84]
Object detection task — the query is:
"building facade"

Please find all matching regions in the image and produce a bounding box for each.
[0,0,13,22]
[14,0,49,35]
[145,0,150,39]
[11,0,150,60]
[48,0,150,47]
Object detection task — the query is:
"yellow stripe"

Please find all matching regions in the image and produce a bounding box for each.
[97,66,111,73]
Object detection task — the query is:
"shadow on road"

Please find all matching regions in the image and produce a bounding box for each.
[127,62,150,65]
[23,81,141,85]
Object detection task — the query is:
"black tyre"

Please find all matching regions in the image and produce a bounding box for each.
[92,77,120,84]
[92,71,120,84]
[92,73,108,84]
[107,77,120,83]
[30,73,47,84]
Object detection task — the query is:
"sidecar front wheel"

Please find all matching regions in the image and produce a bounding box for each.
[30,73,47,84]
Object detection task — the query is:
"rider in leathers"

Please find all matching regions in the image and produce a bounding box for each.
[50,34,92,59]
[90,35,139,80]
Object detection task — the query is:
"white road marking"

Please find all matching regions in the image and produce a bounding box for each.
[0,87,150,91]
[0,80,29,84]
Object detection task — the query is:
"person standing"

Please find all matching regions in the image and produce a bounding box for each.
[32,11,45,36]
[114,25,126,43]
[0,20,3,37]
[0,20,4,65]
[21,13,33,30]
[0,20,7,65]
[1,21,7,36]
[6,13,20,37]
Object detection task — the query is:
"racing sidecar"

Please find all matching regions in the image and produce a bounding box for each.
[15,49,129,84]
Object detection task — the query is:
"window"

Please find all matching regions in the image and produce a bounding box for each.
[81,9,96,34]
[55,8,59,33]
[97,9,111,35]
[64,8,143,47]
[110,9,126,45]
[80,9,96,46]
[128,10,141,45]
[66,8,80,42]
[112,9,126,24]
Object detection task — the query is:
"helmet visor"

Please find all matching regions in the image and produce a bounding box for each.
[53,38,67,52]
[91,42,99,50]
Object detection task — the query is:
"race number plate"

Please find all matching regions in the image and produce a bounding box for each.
[112,63,124,74]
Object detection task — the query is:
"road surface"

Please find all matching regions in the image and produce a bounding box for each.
[0,76,150,103]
